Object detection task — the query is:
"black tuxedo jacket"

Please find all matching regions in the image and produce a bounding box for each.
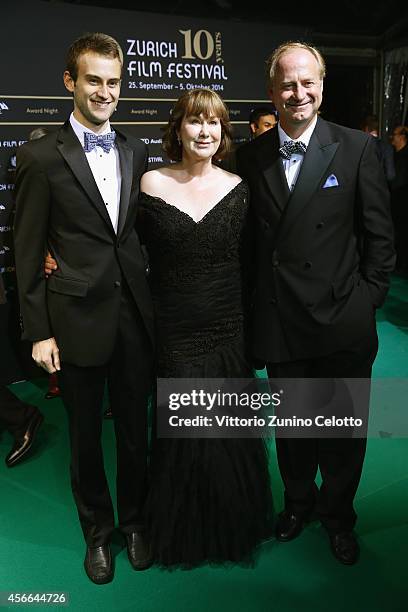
[237,117,395,363]
[14,121,154,366]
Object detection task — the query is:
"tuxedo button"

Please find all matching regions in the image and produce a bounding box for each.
[114,281,121,288]
[304,261,312,269]
[316,222,324,229]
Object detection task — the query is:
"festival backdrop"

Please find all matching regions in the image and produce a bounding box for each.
[0,0,305,381]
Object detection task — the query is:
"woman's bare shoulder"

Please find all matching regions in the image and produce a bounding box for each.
[140,168,164,191]
[214,166,243,187]
[140,166,178,194]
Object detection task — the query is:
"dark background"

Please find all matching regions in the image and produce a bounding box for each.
[56,0,407,38]
[38,0,408,131]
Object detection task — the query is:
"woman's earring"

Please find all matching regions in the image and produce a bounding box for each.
[177,136,181,145]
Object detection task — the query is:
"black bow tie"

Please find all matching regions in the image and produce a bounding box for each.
[83,131,116,153]
[279,140,307,160]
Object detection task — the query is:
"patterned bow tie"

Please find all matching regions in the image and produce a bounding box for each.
[83,131,116,153]
[279,140,307,160]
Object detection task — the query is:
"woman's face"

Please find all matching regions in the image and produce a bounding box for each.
[178,113,222,161]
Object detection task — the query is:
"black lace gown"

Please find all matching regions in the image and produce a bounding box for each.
[139,181,273,568]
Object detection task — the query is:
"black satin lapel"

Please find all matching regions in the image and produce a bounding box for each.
[57,124,113,231]
[281,133,339,230]
[261,155,290,212]
[256,130,290,212]
[116,140,133,237]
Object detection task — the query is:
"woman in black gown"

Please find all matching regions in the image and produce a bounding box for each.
[139,88,273,568]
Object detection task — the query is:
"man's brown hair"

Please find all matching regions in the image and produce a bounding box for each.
[65,32,123,82]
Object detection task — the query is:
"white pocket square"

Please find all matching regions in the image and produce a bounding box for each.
[322,174,339,188]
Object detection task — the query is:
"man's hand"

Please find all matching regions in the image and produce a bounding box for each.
[32,338,61,373]
[44,251,58,277]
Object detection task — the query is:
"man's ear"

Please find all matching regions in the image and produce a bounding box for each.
[63,71,75,93]
[249,122,257,135]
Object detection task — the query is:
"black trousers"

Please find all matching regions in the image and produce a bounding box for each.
[59,288,154,547]
[267,329,378,533]
[0,385,37,436]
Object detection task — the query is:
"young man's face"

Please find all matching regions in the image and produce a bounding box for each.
[64,51,121,132]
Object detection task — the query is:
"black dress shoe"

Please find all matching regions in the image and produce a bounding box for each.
[5,411,44,468]
[45,390,60,399]
[125,532,152,570]
[329,531,360,565]
[84,545,113,584]
[275,510,306,542]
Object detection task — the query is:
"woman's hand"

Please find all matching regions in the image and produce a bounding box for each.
[44,251,58,277]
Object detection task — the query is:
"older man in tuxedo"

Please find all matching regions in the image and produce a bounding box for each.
[14,33,154,584]
[237,41,395,564]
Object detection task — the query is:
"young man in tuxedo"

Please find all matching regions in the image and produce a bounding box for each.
[14,33,154,584]
[237,42,395,564]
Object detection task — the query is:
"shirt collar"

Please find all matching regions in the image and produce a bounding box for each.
[69,112,113,147]
[278,115,318,147]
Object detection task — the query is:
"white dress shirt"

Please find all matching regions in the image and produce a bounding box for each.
[278,116,317,191]
[70,113,121,233]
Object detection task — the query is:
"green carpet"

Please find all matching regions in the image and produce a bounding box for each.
[1,274,407,611]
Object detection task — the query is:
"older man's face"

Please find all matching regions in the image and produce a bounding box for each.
[269,48,323,136]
